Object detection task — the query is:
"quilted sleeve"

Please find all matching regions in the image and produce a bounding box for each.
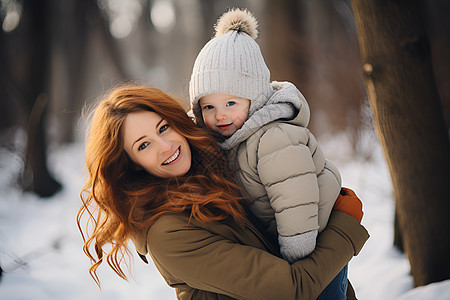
[257,124,320,237]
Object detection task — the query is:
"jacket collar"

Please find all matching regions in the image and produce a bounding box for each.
[130,224,151,263]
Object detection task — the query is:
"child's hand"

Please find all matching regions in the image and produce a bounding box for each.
[279,231,317,263]
[333,187,363,223]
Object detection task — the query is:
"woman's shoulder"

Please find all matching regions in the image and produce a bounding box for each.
[132,214,191,256]
[147,215,248,249]
[146,214,196,253]
[146,214,243,261]
[148,214,217,242]
[149,214,192,234]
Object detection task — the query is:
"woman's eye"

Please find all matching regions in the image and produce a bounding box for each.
[226,101,236,107]
[138,142,149,151]
[159,124,169,133]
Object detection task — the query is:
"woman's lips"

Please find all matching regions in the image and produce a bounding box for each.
[162,147,180,165]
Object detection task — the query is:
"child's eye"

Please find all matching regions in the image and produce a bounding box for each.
[226,101,236,107]
[138,142,149,151]
[203,105,214,110]
[159,124,169,133]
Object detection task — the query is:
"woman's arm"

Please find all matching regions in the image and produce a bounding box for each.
[147,211,368,300]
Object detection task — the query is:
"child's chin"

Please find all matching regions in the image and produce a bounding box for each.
[219,130,235,137]
[212,131,231,142]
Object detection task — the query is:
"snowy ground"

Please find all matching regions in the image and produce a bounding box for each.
[1,135,449,299]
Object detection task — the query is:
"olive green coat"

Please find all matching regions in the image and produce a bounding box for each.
[132,211,369,300]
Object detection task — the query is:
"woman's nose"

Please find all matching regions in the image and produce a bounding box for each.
[157,137,171,153]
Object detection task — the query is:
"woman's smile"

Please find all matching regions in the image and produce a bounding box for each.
[162,147,181,165]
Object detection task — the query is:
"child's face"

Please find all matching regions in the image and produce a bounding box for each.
[199,93,250,137]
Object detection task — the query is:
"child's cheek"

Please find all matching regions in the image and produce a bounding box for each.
[203,114,212,129]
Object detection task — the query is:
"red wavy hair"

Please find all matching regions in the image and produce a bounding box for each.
[77,85,245,286]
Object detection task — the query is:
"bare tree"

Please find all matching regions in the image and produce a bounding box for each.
[0,0,130,197]
[15,0,62,197]
[50,0,129,143]
[351,0,450,286]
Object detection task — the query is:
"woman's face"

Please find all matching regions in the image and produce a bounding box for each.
[123,111,192,178]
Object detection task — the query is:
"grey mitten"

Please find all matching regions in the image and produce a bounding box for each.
[279,230,318,263]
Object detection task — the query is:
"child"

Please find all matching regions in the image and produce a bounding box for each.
[189,8,349,299]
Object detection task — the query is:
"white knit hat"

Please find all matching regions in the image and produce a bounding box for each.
[189,8,273,124]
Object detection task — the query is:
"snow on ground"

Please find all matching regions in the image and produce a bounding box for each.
[0,135,449,299]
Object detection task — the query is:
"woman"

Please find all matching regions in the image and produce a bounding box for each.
[78,85,369,299]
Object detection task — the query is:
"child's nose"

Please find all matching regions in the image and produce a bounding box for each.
[215,111,226,121]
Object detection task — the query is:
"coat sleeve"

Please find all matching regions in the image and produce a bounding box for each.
[146,212,369,300]
[256,124,320,237]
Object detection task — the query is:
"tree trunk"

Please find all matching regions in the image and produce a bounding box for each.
[21,0,62,197]
[351,0,450,286]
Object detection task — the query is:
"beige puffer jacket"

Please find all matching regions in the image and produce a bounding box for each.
[223,82,342,241]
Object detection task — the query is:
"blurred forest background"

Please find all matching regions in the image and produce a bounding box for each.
[1,0,449,196]
[0,0,449,287]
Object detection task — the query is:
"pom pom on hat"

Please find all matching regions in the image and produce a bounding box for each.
[214,8,258,39]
